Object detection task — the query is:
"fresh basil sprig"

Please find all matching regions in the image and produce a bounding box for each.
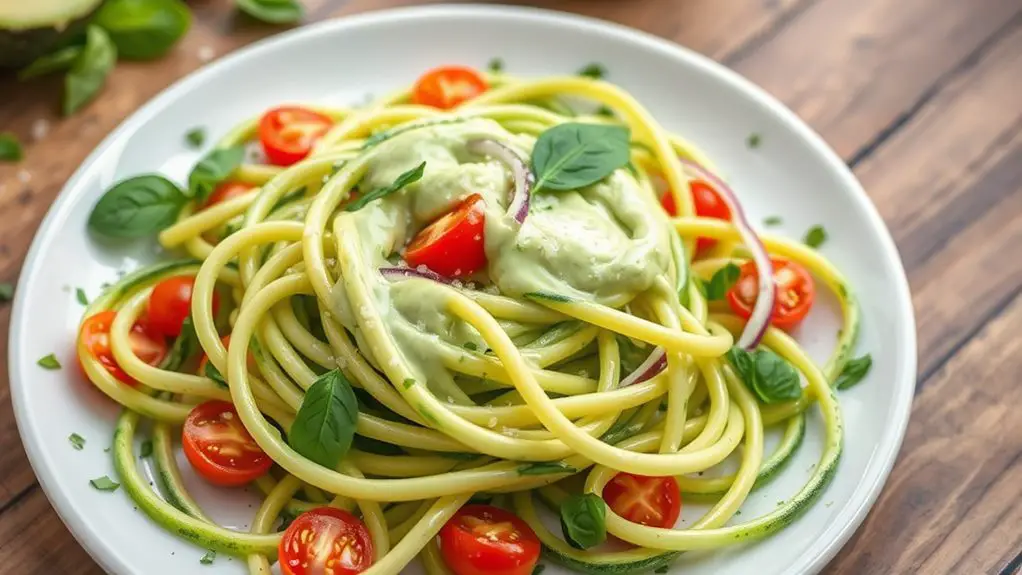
[95,0,192,60]
[65,26,117,116]
[18,46,84,81]
[345,162,426,212]
[188,146,245,201]
[289,369,359,470]
[836,354,872,390]
[530,123,630,193]
[703,263,741,301]
[88,174,187,238]
[160,316,199,372]
[559,493,607,549]
[726,346,803,404]
[236,0,304,24]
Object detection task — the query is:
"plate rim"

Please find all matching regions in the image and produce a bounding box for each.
[7,4,918,574]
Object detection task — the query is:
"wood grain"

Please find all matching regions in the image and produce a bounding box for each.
[1,0,1021,573]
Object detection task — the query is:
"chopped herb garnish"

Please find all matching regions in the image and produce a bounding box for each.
[37,354,62,370]
[836,354,872,390]
[0,132,24,162]
[199,550,216,565]
[595,105,615,117]
[185,127,206,148]
[139,440,153,458]
[402,378,416,389]
[654,567,669,574]
[463,342,478,351]
[344,162,425,212]
[0,282,13,302]
[746,133,762,149]
[803,225,828,248]
[90,475,120,491]
[487,58,504,73]
[577,63,606,79]
[763,216,783,226]
[69,433,86,450]
[75,287,89,305]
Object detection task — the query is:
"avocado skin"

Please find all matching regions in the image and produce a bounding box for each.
[0,2,103,69]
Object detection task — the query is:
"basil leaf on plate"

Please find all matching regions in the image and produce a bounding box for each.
[90,475,121,491]
[836,354,872,390]
[803,225,828,249]
[344,162,426,212]
[559,493,607,549]
[95,0,192,60]
[188,146,245,201]
[38,354,62,370]
[88,174,187,238]
[703,263,741,301]
[18,45,84,80]
[0,133,22,162]
[185,127,206,148]
[65,26,117,116]
[726,346,803,404]
[289,369,359,469]
[236,0,304,24]
[531,123,630,193]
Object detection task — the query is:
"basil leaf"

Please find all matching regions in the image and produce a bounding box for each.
[236,0,304,24]
[531,123,630,192]
[160,315,199,372]
[803,225,828,248]
[185,127,206,148]
[90,475,120,491]
[559,493,607,549]
[727,346,802,404]
[836,354,872,390]
[18,46,84,80]
[0,283,13,302]
[69,433,86,450]
[516,461,576,476]
[0,133,22,162]
[204,362,227,386]
[577,63,606,79]
[703,263,741,301]
[38,354,62,370]
[88,175,187,238]
[65,26,117,116]
[188,146,245,201]
[289,369,359,470]
[95,0,191,60]
[344,162,426,212]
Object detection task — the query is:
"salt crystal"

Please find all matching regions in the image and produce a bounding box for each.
[198,46,215,62]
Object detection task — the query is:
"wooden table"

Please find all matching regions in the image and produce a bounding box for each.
[1,0,1021,573]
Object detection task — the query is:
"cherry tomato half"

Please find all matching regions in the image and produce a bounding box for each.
[79,311,168,386]
[412,66,488,109]
[405,193,487,278]
[439,504,540,575]
[205,181,255,209]
[146,276,219,339]
[602,473,682,529]
[279,507,374,575]
[660,179,731,255]
[726,257,815,331]
[182,400,272,487]
[258,106,333,167]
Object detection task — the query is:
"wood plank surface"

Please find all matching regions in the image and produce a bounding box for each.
[0,0,1020,573]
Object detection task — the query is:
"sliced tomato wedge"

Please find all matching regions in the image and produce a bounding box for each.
[404,193,487,278]
[727,257,815,331]
[279,507,374,575]
[412,66,488,109]
[660,179,731,255]
[601,472,682,529]
[79,310,168,386]
[204,181,255,209]
[146,276,219,338]
[182,400,272,486]
[439,504,540,575]
[258,106,333,167]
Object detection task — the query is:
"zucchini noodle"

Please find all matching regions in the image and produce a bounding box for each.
[77,70,862,574]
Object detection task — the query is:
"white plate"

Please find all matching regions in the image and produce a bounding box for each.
[8,5,916,575]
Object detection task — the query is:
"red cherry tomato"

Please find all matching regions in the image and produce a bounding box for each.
[181,400,272,487]
[727,257,816,331]
[439,504,540,575]
[146,276,219,338]
[412,66,488,109]
[204,181,255,209]
[78,311,168,386]
[660,179,732,255]
[602,473,682,529]
[279,507,374,575]
[404,194,487,278]
[258,106,333,166]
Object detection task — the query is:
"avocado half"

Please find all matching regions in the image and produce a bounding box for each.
[0,0,105,69]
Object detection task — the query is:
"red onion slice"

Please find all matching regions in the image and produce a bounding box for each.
[620,347,667,387]
[678,159,774,350]
[466,138,533,224]
[379,266,451,284]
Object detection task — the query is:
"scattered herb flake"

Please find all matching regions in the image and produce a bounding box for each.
[463,342,478,351]
[344,162,425,212]
[654,567,669,574]
[90,475,120,491]
[139,440,153,458]
[836,354,872,390]
[75,287,89,305]
[803,225,828,248]
[69,433,86,450]
[763,215,783,226]
[199,550,216,565]
[0,283,13,302]
[0,132,23,162]
[185,127,206,148]
[402,378,416,389]
[37,354,62,370]
[487,58,504,73]
[747,133,762,149]
[577,63,606,79]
